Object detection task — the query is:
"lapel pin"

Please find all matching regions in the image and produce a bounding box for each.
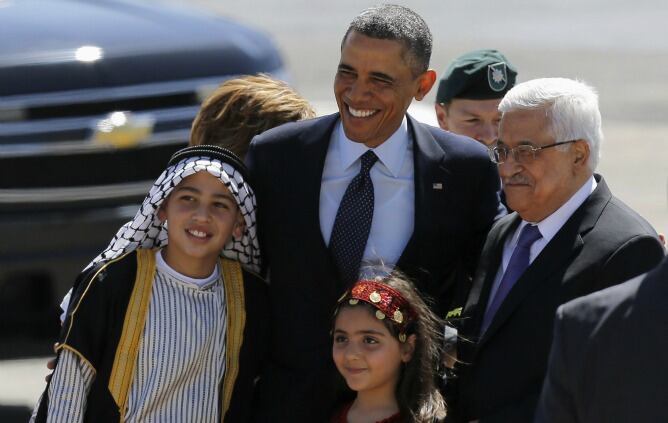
[433,182,443,190]
[446,307,462,319]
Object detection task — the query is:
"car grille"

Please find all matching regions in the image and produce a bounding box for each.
[0,75,239,209]
[0,76,230,148]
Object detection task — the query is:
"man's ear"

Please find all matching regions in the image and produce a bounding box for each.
[400,334,417,363]
[414,69,437,101]
[157,202,167,223]
[434,103,449,130]
[572,139,590,168]
[232,212,245,240]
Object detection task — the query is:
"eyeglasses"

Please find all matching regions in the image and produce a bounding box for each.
[488,140,578,164]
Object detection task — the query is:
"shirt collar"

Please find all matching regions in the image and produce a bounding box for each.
[519,175,597,243]
[335,116,410,177]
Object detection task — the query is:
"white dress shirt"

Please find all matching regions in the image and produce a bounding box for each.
[488,176,597,303]
[319,117,414,275]
[156,249,219,288]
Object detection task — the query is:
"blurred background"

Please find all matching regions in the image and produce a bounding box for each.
[169,0,668,234]
[2,0,666,418]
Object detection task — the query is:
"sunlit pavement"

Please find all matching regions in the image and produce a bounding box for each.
[0,357,48,411]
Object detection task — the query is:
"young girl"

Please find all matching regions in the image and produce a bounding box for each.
[331,275,447,423]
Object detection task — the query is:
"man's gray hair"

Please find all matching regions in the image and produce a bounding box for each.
[343,4,432,76]
[499,78,603,171]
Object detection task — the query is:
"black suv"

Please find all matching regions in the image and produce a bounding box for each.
[0,0,286,357]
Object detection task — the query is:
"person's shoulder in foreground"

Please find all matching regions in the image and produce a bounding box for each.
[535,255,668,423]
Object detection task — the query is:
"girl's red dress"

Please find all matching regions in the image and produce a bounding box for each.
[331,402,403,423]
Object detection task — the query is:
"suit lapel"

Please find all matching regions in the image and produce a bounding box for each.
[570,174,611,236]
[479,174,612,346]
[463,214,519,336]
[397,115,447,269]
[479,225,584,346]
[298,114,341,286]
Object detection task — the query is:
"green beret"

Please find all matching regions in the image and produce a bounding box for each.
[436,49,517,104]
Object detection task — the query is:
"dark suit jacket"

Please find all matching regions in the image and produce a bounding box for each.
[535,256,668,423]
[454,175,664,423]
[245,113,504,422]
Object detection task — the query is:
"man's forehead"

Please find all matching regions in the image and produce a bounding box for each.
[343,30,408,49]
[500,108,549,128]
[176,171,232,195]
[499,110,551,142]
[451,98,502,115]
[341,31,412,66]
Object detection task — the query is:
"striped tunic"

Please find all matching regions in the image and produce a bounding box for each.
[42,253,228,422]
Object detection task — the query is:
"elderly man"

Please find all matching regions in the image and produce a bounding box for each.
[452,78,664,422]
[435,49,517,146]
[535,255,668,423]
[246,5,503,422]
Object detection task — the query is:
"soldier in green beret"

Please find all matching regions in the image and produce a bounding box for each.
[435,49,517,146]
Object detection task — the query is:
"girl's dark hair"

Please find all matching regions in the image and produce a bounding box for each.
[333,272,447,423]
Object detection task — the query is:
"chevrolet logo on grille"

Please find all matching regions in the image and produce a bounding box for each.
[92,111,155,148]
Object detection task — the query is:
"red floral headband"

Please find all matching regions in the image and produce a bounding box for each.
[338,280,416,342]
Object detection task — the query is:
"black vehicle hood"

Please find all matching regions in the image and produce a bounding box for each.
[0,0,284,96]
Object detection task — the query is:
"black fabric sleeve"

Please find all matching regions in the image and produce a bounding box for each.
[534,307,579,423]
[61,255,135,369]
[599,235,664,290]
[244,139,270,278]
[467,156,506,277]
[225,270,270,422]
[34,254,135,422]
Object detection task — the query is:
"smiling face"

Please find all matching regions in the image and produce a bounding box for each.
[332,305,414,399]
[497,108,591,222]
[435,98,502,146]
[334,31,436,148]
[158,171,244,278]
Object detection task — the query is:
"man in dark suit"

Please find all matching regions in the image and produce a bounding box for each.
[452,78,664,422]
[245,5,504,422]
[535,255,668,423]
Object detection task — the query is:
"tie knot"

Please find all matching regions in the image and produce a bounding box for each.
[517,224,542,248]
[360,150,378,173]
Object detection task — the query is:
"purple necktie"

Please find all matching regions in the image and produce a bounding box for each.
[481,224,542,333]
[329,150,378,287]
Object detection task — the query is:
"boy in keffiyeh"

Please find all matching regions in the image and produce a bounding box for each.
[32,145,267,423]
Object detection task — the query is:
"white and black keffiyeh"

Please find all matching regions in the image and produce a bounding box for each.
[86,146,261,274]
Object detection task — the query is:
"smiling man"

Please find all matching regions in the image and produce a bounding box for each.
[245,5,504,422]
[453,78,664,422]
